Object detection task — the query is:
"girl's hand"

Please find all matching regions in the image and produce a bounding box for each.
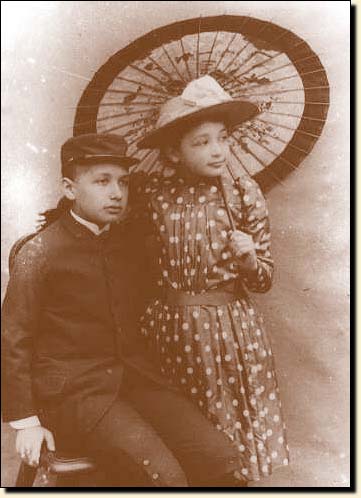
[16,426,55,467]
[228,230,258,272]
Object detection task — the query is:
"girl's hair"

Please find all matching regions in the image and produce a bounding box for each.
[37,196,74,231]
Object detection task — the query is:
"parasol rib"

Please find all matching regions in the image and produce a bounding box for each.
[127,132,148,148]
[179,37,192,80]
[221,35,253,74]
[245,127,312,155]
[162,44,187,83]
[236,50,273,75]
[253,117,323,139]
[97,109,155,123]
[230,52,284,82]
[229,72,300,93]
[100,116,152,134]
[206,31,220,71]
[72,102,159,109]
[213,33,238,71]
[101,100,164,107]
[222,18,272,76]
[228,51,284,86]
[226,53,323,93]
[142,151,161,173]
[114,75,170,96]
[255,53,322,80]
[102,88,167,100]
[235,67,329,92]
[224,55,283,93]
[234,85,329,98]
[128,63,169,87]
[267,111,327,122]
[130,148,154,163]
[276,100,330,105]
[221,16,251,73]
[196,16,201,78]
[147,56,174,82]
[73,108,155,128]
[242,133,299,171]
[229,144,254,178]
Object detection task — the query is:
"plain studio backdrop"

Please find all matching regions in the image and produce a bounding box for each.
[1,1,350,488]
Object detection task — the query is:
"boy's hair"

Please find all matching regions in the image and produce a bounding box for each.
[38,196,74,231]
[61,162,76,180]
[37,162,82,231]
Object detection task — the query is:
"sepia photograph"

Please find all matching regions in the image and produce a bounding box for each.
[1,0,350,489]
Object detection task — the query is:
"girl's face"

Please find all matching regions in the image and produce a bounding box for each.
[168,121,230,178]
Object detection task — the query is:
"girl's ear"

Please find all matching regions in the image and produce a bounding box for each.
[164,145,181,165]
[62,177,76,201]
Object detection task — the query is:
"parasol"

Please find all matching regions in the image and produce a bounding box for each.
[73,15,330,191]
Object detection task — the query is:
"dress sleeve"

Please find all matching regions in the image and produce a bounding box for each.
[234,177,274,293]
[1,238,46,422]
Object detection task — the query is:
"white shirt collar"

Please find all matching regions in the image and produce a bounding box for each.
[70,210,110,236]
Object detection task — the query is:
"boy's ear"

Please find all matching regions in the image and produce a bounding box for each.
[62,177,76,201]
[164,146,180,165]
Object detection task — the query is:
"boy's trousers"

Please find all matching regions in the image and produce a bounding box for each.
[80,367,239,487]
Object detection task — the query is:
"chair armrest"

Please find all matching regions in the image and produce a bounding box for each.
[40,450,97,476]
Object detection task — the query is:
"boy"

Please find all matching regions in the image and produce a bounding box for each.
[2,133,240,487]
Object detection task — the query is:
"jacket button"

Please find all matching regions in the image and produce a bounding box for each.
[117,326,122,334]
[106,368,113,375]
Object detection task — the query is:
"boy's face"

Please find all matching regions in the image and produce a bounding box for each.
[167,121,230,178]
[63,162,129,227]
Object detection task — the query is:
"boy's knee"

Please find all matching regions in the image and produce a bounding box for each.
[103,447,188,487]
[160,465,188,487]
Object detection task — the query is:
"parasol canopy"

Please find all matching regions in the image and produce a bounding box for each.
[74,15,330,191]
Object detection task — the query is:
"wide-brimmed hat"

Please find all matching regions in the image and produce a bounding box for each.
[137,75,259,149]
[61,133,138,175]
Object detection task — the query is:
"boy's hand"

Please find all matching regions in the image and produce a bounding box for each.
[228,230,258,272]
[16,426,55,467]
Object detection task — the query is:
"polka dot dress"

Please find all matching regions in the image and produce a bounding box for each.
[135,171,289,482]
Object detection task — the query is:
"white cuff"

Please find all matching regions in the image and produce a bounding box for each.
[9,416,41,430]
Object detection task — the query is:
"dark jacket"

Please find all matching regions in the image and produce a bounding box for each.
[1,212,167,439]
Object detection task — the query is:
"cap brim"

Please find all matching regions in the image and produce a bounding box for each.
[75,154,139,168]
[137,100,259,149]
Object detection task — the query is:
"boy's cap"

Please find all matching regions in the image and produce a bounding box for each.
[137,75,259,149]
[61,133,139,172]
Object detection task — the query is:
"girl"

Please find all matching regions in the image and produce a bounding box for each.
[134,75,290,484]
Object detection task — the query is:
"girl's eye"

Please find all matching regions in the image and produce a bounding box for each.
[219,134,228,141]
[95,178,109,185]
[193,139,208,146]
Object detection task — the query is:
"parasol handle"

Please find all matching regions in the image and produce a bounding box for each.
[218,176,236,232]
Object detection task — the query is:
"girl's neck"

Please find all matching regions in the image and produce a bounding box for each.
[175,164,217,185]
